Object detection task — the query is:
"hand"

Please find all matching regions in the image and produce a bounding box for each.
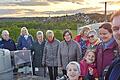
[88,67,93,75]
[23,47,27,50]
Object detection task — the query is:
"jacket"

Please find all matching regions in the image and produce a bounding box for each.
[58,40,82,69]
[30,40,46,67]
[96,38,118,76]
[0,38,16,51]
[17,35,34,50]
[80,59,98,78]
[42,39,60,67]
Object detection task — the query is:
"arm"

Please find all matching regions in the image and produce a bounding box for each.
[58,43,62,67]
[76,42,82,62]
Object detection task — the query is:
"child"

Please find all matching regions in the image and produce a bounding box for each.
[80,49,98,80]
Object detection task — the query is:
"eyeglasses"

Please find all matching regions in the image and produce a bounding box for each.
[87,35,94,39]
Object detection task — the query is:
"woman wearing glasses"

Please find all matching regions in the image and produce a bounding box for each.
[87,30,101,50]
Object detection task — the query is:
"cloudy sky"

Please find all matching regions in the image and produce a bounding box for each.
[0,0,120,17]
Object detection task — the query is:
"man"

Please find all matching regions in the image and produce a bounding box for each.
[105,10,120,80]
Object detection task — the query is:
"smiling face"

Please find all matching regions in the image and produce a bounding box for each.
[99,28,113,42]
[64,32,71,42]
[87,34,96,44]
[112,15,120,44]
[85,51,95,64]
[67,64,80,80]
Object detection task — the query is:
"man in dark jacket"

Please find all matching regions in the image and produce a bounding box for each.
[105,10,120,80]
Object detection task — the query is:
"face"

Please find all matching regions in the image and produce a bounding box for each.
[21,29,27,35]
[87,34,97,43]
[2,33,9,40]
[83,29,90,37]
[67,64,80,80]
[112,15,120,44]
[64,32,71,41]
[85,51,95,64]
[37,35,43,42]
[99,28,112,42]
[47,35,53,41]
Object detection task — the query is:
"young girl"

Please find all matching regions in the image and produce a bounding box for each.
[80,49,98,80]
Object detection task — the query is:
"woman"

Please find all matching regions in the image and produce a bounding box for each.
[0,30,16,51]
[30,31,46,76]
[74,27,91,57]
[96,23,118,79]
[66,61,82,80]
[58,29,82,76]
[87,30,101,50]
[42,30,60,80]
[17,27,34,50]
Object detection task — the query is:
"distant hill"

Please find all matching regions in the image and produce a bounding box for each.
[0,13,111,30]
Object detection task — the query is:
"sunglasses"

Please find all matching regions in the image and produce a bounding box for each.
[87,35,94,38]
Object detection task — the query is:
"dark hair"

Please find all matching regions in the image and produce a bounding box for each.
[99,23,113,33]
[63,29,72,39]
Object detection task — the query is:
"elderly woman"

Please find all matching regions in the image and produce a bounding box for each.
[96,23,118,79]
[30,31,46,76]
[58,29,82,76]
[17,27,34,50]
[87,30,101,50]
[0,30,16,51]
[74,27,91,57]
[66,61,82,80]
[42,30,60,80]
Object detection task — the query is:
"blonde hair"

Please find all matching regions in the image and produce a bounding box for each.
[79,26,91,36]
[110,10,120,21]
[46,30,54,38]
[1,30,9,36]
[20,27,29,35]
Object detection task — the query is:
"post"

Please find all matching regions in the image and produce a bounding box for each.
[105,2,107,22]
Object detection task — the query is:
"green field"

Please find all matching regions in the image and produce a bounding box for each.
[0,27,77,42]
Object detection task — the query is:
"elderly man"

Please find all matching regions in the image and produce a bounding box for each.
[105,10,120,80]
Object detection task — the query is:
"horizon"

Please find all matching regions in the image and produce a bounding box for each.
[0,0,120,17]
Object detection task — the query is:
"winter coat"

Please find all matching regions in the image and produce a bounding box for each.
[96,38,118,76]
[0,38,16,51]
[30,40,46,67]
[58,40,82,69]
[80,59,98,78]
[87,38,101,50]
[17,35,34,50]
[42,39,60,67]
[74,35,90,57]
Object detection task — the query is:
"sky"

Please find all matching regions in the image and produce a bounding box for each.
[0,0,120,17]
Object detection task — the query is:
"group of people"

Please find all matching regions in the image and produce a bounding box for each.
[0,10,120,80]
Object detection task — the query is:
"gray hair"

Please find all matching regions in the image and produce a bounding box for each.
[87,29,98,36]
[36,31,43,36]
[66,61,81,73]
